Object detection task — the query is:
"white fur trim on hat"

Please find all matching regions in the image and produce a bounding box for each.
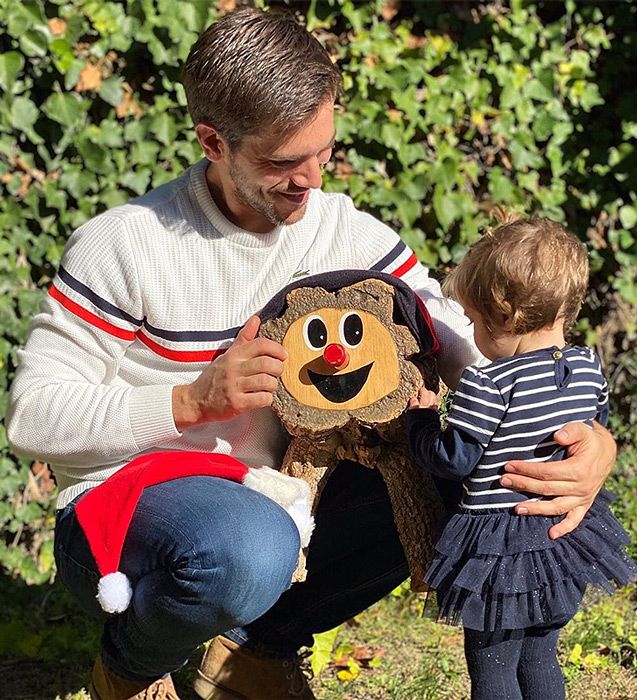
[286,497,315,548]
[97,571,133,613]
[244,467,315,548]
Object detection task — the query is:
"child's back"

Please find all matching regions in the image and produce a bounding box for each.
[453,345,608,511]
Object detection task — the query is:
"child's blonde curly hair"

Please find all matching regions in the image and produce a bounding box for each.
[444,217,589,336]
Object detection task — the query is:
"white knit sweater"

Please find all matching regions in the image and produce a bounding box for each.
[7,160,480,507]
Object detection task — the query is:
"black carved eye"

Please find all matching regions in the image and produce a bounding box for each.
[303,315,328,350]
[340,312,363,348]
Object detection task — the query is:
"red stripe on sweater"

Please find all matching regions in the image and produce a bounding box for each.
[49,285,136,341]
[391,252,418,278]
[136,331,226,363]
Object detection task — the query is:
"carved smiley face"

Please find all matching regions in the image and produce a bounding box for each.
[280,307,401,410]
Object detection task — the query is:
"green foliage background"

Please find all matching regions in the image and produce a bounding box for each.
[0,0,635,670]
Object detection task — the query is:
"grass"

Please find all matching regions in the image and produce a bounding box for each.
[2,585,635,699]
[308,584,637,700]
[2,447,636,700]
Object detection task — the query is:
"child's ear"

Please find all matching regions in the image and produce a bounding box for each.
[501,318,513,333]
[500,314,517,335]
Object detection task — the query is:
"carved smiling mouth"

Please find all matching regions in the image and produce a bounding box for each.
[307,363,374,404]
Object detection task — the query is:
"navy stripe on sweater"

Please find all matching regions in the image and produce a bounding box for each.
[369,240,406,271]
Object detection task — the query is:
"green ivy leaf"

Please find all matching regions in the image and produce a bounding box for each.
[20,29,49,58]
[619,205,637,231]
[99,76,125,108]
[488,167,515,202]
[42,93,83,127]
[433,184,462,230]
[0,52,25,93]
[50,38,77,74]
[9,96,38,130]
[150,111,178,146]
[310,627,341,677]
[77,136,111,174]
[121,169,151,195]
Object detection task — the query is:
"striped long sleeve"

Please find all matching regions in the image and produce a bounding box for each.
[7,217,181,467]
[407,348,610,511]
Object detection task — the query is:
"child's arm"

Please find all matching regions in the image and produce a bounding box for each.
[406,391,485,480]
[406,366,506,481]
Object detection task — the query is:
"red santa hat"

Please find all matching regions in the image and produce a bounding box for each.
[74,451,314,614]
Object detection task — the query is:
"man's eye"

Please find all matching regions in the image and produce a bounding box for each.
[271,160,296,169]
[317,148,333,166]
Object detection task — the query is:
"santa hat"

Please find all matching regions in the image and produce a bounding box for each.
[74,451,314,614]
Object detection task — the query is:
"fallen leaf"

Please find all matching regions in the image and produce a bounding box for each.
[335,161,354,178]
[406,35,426,50]
[352,644,385,663]
[332,654,351,669]
[32,462,56,496]
[116,83,143,119]
[16,173,31,198]
[76,63,102,92]
[380,0,401,22]
[48,18,67,36]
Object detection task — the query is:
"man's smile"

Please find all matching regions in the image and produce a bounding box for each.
[306,362,374,403]
[278,190,310,205]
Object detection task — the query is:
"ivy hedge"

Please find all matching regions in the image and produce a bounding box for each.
[1,0,635,585]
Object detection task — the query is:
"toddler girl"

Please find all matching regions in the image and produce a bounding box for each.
[407,218,636,700]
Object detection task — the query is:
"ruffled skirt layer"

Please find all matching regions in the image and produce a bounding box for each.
[424,490,637,631]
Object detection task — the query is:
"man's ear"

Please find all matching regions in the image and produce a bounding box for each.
[195,123,228,163]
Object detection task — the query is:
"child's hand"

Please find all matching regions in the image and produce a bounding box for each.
[408,388,439,411]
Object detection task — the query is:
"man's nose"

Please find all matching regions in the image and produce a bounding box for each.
[291,157,323,190]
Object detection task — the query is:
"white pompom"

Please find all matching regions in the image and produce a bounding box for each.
[97,571,133,613]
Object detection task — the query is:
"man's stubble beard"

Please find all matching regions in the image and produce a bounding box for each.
[228,159,285,226]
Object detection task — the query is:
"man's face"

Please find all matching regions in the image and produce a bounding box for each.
[223,101,336,230]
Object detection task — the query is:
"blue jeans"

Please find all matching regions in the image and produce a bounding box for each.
[54,460,408,681]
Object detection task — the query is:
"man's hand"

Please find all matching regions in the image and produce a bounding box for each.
[500,421,616,540]
[408,387,439,411]
[172,315,287,430]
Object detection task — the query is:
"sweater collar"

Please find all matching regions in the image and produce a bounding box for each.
[191,159,305,249]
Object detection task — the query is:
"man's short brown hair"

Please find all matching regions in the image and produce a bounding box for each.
[182,8,342,148]
[444,218,589,335]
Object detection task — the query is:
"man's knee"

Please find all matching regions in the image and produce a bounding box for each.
[117,478,300,630]
[183,487,301,625]
[202,494,300,626]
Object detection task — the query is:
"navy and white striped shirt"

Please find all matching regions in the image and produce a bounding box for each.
[407,345,609,511]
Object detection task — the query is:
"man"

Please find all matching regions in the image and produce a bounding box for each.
[7,8,615,700]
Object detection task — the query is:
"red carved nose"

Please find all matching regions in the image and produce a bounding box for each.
[323,343,349,369]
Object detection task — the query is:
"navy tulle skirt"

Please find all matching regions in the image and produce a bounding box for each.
[424,490,637,631]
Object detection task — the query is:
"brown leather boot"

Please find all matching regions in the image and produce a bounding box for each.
[89,655,181,700]
[193,636,316,700]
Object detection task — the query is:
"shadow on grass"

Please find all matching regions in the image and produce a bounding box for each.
[0,573,207,700]
[0,573,99,699]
